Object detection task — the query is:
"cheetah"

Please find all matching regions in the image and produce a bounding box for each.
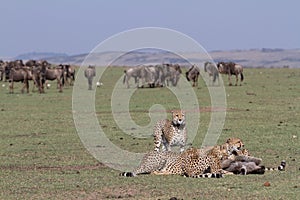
[153,110,187,152]
[183,144,230,178]
[120,146,225,178]
[120,138,243,178]
[202,137,244,156]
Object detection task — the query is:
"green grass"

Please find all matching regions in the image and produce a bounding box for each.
[0,67,299,199]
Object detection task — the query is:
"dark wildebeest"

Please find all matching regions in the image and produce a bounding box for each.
[217,62,244,86]
[84,65,96,90]
[6,66,30,93]
[204,61,219,85]
[59,64,75,86]
[185,65,200,87]
[25,59,37,67]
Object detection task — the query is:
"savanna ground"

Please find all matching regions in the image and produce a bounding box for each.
[0,67,299,200]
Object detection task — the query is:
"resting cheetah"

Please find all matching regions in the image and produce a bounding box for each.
[153,110,187,152]
[120,138,243,178]
[202,137,244,156]
[182,144,230,178]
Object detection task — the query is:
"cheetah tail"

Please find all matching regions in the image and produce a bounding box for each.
[265,160,286,171]
[189,173,223,178]
[120,172,135,177]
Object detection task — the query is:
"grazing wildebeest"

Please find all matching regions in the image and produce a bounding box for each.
[204,61,219,85]
[185,64,200,87]
[217,62,244,86]
[84,65,96,90]
[6,67,30,93]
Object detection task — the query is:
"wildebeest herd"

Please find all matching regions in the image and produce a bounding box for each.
[122,61,243,88]
[0,59,75,93]
[0,59,244,93]
[123,63,182,88]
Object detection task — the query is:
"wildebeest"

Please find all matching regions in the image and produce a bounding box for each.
[123,65,144,88]
[123,64,182,88]
[0,60,7,81]
[204,61,219,85]
[25,59,37,67]
[40,63,65,92]
[30,65,47,93]
[217,62,244,86]
[185,64,200,87]
[84,65,96,90]
[161,63,182,87]
[59,64,75,86]
[7,67,30,93]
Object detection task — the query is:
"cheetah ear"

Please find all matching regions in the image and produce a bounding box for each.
[226,138,232,143]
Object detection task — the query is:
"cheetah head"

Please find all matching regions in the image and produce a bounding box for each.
[226,137,244,151]
[171,110,185,126]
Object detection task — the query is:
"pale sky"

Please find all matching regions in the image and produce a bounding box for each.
[0,0,299,57]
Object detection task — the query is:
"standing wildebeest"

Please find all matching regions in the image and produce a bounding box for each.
[123,65,144,88]
[30,65,47,93]
[162,63,182,87]
[123,65,154,88]
[6,66,30,93]
[84,65,96,90]
[59,64,75,86]
[0,60,7,81]
[204,61,219,85]
[217,62,244,86]
[40,64,65,92]
[23,59,48,93]
[185,64,200,87]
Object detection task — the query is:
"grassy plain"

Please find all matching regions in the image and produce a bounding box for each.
[0,67,299,199]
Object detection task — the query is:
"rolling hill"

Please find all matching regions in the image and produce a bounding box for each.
[14,49,300,68]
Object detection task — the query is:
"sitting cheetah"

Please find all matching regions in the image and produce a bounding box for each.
[153,110,187,152]
[120,137,243,178]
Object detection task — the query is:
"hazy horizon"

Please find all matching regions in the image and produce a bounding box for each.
[1,0,299,58]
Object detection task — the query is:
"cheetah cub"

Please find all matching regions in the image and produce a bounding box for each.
[153,110,187,152]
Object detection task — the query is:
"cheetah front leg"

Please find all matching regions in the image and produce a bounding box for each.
[154,134,162,152]
[162,136,171,152]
